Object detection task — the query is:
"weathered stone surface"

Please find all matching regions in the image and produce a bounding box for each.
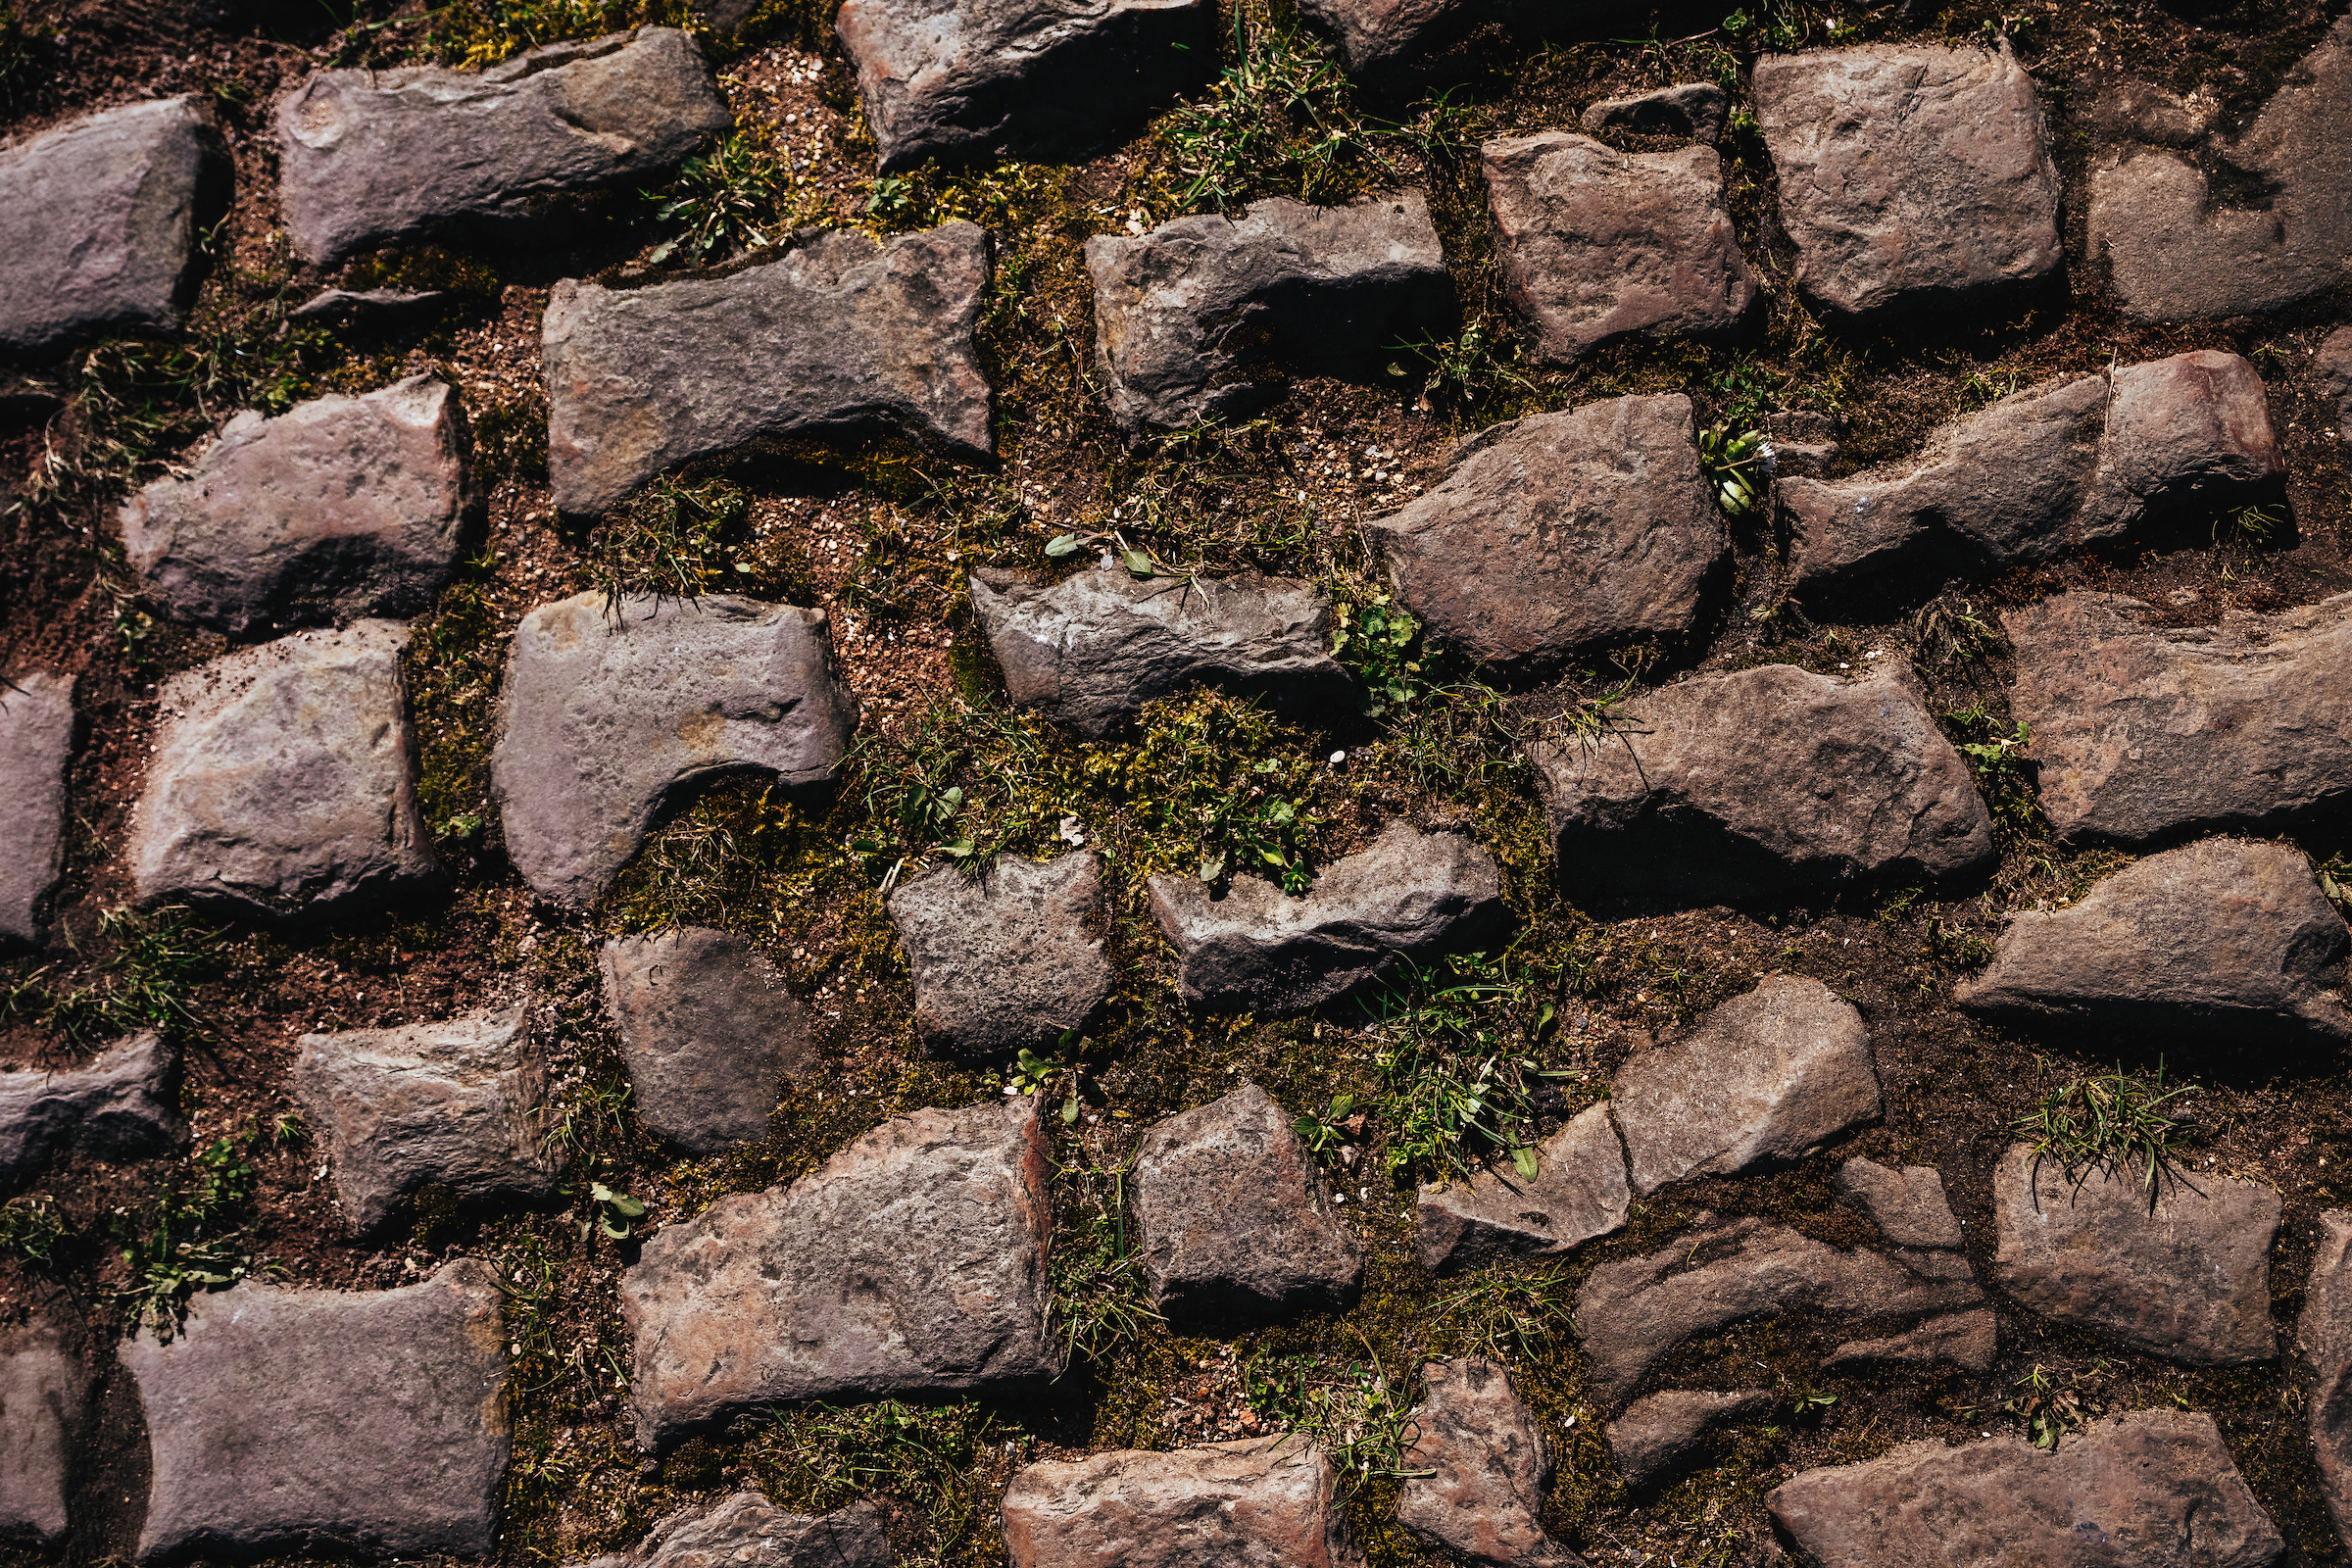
[1608,1390,1770,1491]
[1416,1102,1629,1273]
[1367,396,1724,672]
[0,1033,183,1185]
[2006,593,2352,846]
[835,0,1211,172]
[1753,42,2061,318]
[1482,133,1754,368]
[623,1098,1056,1449]
[1955,839,2352,1047]
[2321,327,2352,443]
[1819,1308,1998,1376]
[1581,82,1729,142]
[1398,1359,1580,1567]
[599,927,814,1153]
[1085,195,1451,431]
[276,28,730,267]
[1133,1083,1363,1331]
[1611,974,1880,1194]
[288,287,445,325]
[292,1006,558,1231]
[1991,1143,2279,1365]
[1146,822,1503,1012]
[125,1260,510,1561]
[0,672,73,948]
[130,621,439,919]
[969,565,1350,738]
[121,375,476,636]
[1835,1158,1966,1250]
[1295,0,1470,77]
[491,593,857,908]
[545,222,991,514]
[0,97,226,360]
[1767,1410,2285,1568]
[1001,1439,1361,1568]
[2078,350,2284,541]
[889,854,1112,1059]
[2296,1209,2352,1550]
[1527,664,1994,906]
[579,1494,893,1568]
[0,1323,78,1544]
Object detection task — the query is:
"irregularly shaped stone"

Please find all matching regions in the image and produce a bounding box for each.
[1819,1308,1997,1375]
[0,1322,79,1544]
[2320,327,2352,443]
[0,97,227,360]
[599,927,814,1153]
[1396,1359,1579,1567]
[1991,1143,2279,1365]
[888,854,1112,1059]
[1295,0,1471,78]
[1415,1102,1629,1273]
[120,375,476,636]
[578,1494,893,1568]
[623,1098,1056,1449]
[1367,396,1724,672]
[125,1260,511,1561]
[2078,350,2284,540]
[0,1033,183,1185]
[1527,664,1994,906]
[276,28,730,267]
[835,0,1212,171]
[491,593,857,908]
[1581,82,1729,142]
[968,565,1350,738]
[1835,1159,1966,1250]
[1482,134,1754,368]
[1611,974,1880,1194]
[288,287,446,325]
[1608,1390,1770,1491]
[545,222,991,514]
[292,1006,557,1231]
[1001,1439,1362,1568]
[1767,1410,2284,1568]
[2005,593,2352,846]
[0,672,73,948]
[1133,1083,1363,1331]
[1146,822,1503,1012]
[1955,839,2352,1047]
[1085,195,1451,431]
[1753,42,2061,318]
[2296,1209,2352,1550]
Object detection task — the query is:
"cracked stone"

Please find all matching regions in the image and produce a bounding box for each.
[1002,1439,1362,1568]
[576,1494,893,1568]
[1415,1102,1630,1273]
[600,928,815,1154]
[1608,1390,1771,1491]
[0,1033,184,1186]
[0,672,73,948]
[1398,1359,1584,1567]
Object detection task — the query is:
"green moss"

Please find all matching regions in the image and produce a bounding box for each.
[403,552,514,848]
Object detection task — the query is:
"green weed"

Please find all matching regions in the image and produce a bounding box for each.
[424,0,694,68]
[2013,1059,2190,1195]
[404,549,511,847]
[593,475,754,603]
[1963,1361,2107,1449]
[5,906,218,1045]
[114,1134,258,1340]
[1362,950,1563,1184]
[1909,594,1999,666]
[1047,1144,1159,1365]
[0,1193,68,1263]
[1943,702,2038,838]
[1698,424,1768,517]
[1245,1339,1426,1485]
[745,1398,1020,1566]
[1388,318,1534,416]
[1331,594,1428,718]
[646,129,801,265]
[2214,502,2285,549]
[1153,9,1369,214]
[1427,1261,1576,1362]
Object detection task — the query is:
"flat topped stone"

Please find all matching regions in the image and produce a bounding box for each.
[0,1322,79,1544]
[1085,194,1451,431]
[121,374,476,636]
[600,927,814,1153]
[1398,1359,1581,1568]
[0,96,226,360]
[0,1032,183,1185]
[1416,1101,1629,1272]
[1609,1390,1771,1491]
[491,593,858,908]
[1582,82,1729,142]
[2081,350,2284,538]
[276,27,730,266]
[2296,1210,2352,1550]
[1753,41,2061,318]
[124,1260,511,1562]
[129,620,441,919]
[1768,1410,2285,1568]
[969,565,1351,739]
[1956,838,2352,1048]
[1002,1439,1362,1568]
[0,672,73,948]
[889,853,1112,1060]
[622,1097,1057,1449]
[577,1494,892,1568]
[1835,1159,1965,1250]
[1368,395,1723,672]
[545,221,992,514]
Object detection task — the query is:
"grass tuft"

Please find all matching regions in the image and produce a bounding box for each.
[2014,1059,2190,1195]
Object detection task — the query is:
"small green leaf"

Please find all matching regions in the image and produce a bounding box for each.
[610,1195,647,1219]
[1200,854,1226,881]
[1061,1094,1081,1124]
[1119,547,1155,578]
[1044,533,1081,557]
[1510,1146,1539,1179]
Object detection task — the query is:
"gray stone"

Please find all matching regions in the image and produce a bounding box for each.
[1955,839,2352,1048]
[1084,194,1451,431]
[0,97,226,360]
[968,565,1351,739]
[2295,1209,2352,1550]
[1295,0,1471,77]
[125,1259,511,1562]
[1398,1359,1581,1568]
[1146,822,1503,1012]
[0,672,73,948]
[1608,1390,1770,1491]
[1753,42,2060,318]
[836,0,1212,171]
[1527,664,1994,906]
[578,1494,893,1568]
[1611,974,1880,1194]
[1819,1308,1997,1376]
[890,854,1112,1062]
[129,620,440,919]
[1482,133,1755,368]
[1991,1142,2279,1365]
[276,28,730,267]
[1367,396,1724,672]
[120,375,476,637]
[545,222,992,514]
[1767,1410,2284,1568]
[288,288,446,325]
[1415,1102,1629,1273]
[292,1006,558,1231]
[1132,1083,1364,1331]
[0,1033,183,1184]
[599,927,814,1154]
[0,1323,79,1544]
[2005,593,2352,846]
[1581,82,1729,142]
[1002,1439,1362,1568]
[491,593,857,908]
[2077,350,2284,541]
[2321,327,2352,443]
[623,1097,1056,1449]
[1835,1159,1965,1250]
